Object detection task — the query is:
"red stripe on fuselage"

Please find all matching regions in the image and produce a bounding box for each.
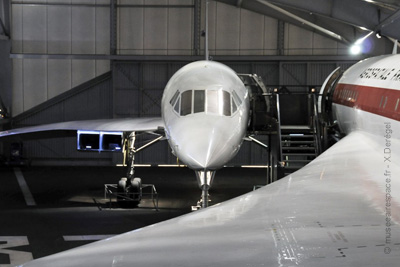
[333,83,400,121]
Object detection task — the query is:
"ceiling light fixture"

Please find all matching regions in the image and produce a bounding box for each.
[350,31,374,55]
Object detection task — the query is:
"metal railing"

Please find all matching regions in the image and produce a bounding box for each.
[276,94,283,162]
[312,94,322,155]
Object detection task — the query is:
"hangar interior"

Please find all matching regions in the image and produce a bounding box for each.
[0,0,399,174]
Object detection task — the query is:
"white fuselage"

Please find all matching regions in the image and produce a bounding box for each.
[330,54,400,220]
[332,55,400,138]
[161,61,249,170]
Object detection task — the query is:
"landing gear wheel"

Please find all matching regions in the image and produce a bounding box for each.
[130,177,142,205]
[117,177,127,200]
[117,177,142,208]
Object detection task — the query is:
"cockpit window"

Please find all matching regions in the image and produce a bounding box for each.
[170,90,180,106]
[232,99,237,114]
[174,96,180,113]
[181,90,192,116]
[194,90,205,113]
[206,90,231,116]
[206,90,218,114]
[232,90,242,106]
[170,89,240,117]
[222,90,231,116]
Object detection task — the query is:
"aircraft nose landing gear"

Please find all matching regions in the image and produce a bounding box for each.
[114,131,163,208]
[192,170,216,210]
[117,132,142,208]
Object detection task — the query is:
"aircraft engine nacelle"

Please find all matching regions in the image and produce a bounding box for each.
[77,130,123,152]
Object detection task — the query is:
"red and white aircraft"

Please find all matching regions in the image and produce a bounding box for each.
[2,54,400,266]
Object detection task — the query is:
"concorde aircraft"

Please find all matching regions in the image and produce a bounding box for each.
[0,60,251,209]
[1,52,399,266]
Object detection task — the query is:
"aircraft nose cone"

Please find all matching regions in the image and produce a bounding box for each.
[177,125,239,170]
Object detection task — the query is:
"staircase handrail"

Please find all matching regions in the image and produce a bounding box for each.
[312,94,322,155]
[276,94,283,162]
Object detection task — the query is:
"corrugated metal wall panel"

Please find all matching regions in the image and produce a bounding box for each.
[201,2,280,56]
[280,63,307,93]
[142,63,169,90]
[240,9,264,56]
[215,3,240,56]
[254,63,280,86]
[168,63,188,78]
[18,104,64,126]
[308,63,337,86]
[141,63,167,116]
[12,59,24,116]
[167,4,193,55]
[11,3,110,116]
[263,17,278,55]
[312,34,339,55]
[118,5,144,55]
[285,24,313,56]
[48,60,72,99]
[337,62,357,72]
[15,73,112,126]
[113,63,141,117]
[228,141,252,165]
[140,89,164,116]
[23,59,47,111]
[64,83,111,121]
[15,73,114,163]
[48,5,71,54]
[230,135,269,165]
[24,137,111,161]
[144,5,168,55]
[136,137,171,164]
[22,5,47,53]
[226,63,251,74]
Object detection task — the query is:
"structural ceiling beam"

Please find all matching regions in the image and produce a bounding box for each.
[9,53,365,62]
[217,0,400,42]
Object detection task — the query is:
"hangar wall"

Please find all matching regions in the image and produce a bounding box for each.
[9,0,371,117]
[11,1,111,115]
[3,1,388,165]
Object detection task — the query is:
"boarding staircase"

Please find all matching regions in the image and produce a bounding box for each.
[277,93,322,176]
[237,74,325,180]
[280,125,318,174]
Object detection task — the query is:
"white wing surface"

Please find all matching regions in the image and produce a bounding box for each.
[0,117,164,139]
[19,131,400,266]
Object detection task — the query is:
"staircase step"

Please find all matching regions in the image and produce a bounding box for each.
[284,166,307,170]
[284,159,313,163]
[282,147,315,151]
[281,140,315,145]
[282,153,317,156]
[281,134,314,139]
[280,125,311,130]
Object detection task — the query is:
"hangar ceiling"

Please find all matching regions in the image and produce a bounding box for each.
[217,0,400,45]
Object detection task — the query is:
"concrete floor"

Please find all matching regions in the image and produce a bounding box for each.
[0,166,267,266]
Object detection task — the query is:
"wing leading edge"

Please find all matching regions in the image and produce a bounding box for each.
[0,117,164,140]
[19,131,400,266]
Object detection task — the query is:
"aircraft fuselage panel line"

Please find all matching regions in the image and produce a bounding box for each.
[13,167,36,207]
